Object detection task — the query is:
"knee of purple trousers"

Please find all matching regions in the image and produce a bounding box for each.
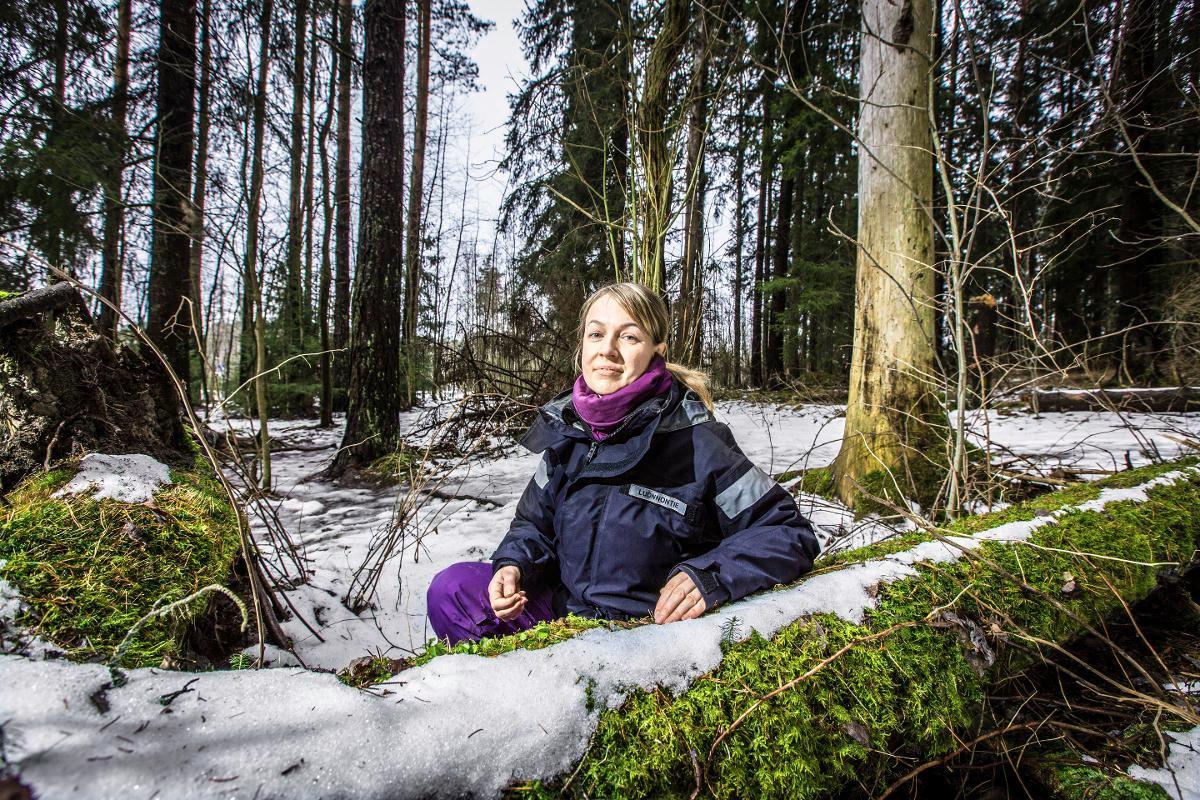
[426,561,558,645]
[427,562,492,645]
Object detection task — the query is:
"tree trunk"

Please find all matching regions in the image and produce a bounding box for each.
[317,0,338,428]
[677,2,710,367]
[332,0,354,405]
[97,0,133,340]
[765,171,792,383]
[303,4,318,341]
[1111,0,1169,381]
[190,0,212,403]
[402,0,429,408]
[147,0,196,388]
[242,0,277,487]
[749,11,774,389]
[632,0,689,291]
[284,0,309,366]
[732,82,747,388]
[831,0,941,511]
[328,0,407,475]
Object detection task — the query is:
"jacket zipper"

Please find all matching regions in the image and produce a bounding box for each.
[582,441,599,467]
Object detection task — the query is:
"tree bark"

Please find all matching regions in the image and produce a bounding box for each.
[147,0,197,389]
[632,0,689,291]
[332,0,354,404]
[677,2,710,367]
[317,0,338,428]
[97,0,133,340]
[284,0,309,362]
[329,0,408,475]
[402,0,429,408]
[831,0,941,510]
[190,0,212,403]
[241,0,277,486]
[732,80,747,388]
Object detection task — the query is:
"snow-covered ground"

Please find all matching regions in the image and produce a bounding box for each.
[219,401,1200,670]
[3,400,1200,799]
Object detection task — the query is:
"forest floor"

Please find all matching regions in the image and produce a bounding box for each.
[220,399,1200,671]
[3,398,1200,798]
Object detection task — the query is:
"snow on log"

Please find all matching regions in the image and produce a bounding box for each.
[1,460,1199,799]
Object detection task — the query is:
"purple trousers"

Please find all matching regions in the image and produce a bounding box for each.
[426,562,558,645]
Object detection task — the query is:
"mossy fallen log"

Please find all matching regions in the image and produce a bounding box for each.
[0,450,243,667]
[489,458,1200,799]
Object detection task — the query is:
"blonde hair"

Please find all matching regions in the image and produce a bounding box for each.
[576,282,714,411]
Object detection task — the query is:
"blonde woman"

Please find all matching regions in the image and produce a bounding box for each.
[427,283,818,643]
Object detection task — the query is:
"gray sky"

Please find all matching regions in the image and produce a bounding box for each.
[463,0,528,232]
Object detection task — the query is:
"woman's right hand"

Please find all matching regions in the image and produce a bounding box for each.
[488,565,527,620]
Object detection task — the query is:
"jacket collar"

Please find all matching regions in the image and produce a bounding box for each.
[519,380,714,455]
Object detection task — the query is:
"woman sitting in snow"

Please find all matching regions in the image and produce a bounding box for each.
[426,282,819,644]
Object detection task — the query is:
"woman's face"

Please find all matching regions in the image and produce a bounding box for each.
[581,295,666,395]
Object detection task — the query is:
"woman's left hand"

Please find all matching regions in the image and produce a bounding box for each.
[654,571,707,624]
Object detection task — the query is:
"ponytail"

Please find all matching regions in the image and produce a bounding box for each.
[665,362,714,412]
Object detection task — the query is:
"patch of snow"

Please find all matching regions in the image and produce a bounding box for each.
[1129,726,1200,799]
[53,453,172,504]
[2,465,1195,799]
[0,561,60,659]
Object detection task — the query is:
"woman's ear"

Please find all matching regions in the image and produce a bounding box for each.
[656,342,667,357]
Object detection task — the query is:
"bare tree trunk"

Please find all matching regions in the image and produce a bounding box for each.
[147,0,196,388]
[332,0,353,404]
[242,0,276,487]
[749,12,774,389]
[190,0,212,403]
[766,171,792,383]
[97,0,132,339]
[317,0,338,428]
[303,4,318,339]
[633,0,689,291]
[44,0,70,278]
[831,0,942,511]
[732,81,747,388]
[284,0,309,365]
[329,0,407,476]
[402,0,429,408]
[677,2,709,366]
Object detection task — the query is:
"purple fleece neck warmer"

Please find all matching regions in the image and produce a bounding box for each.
[572,355,673,441]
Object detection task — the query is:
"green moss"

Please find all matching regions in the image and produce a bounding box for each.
[0,453,242,667]
[0,290,16,301]
[544,463,1200,798]
[363,445,423,484]
[793,466,836,501]
[1037,759,1170,800]
[349,615,612,685]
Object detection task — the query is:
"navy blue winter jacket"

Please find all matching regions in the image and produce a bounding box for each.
[490,382,819,620]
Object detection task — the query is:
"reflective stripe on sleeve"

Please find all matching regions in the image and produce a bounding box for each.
[533,456,550,489]
[715,465,775,520]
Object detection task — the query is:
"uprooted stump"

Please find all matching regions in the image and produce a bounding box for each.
[0,284,187,494]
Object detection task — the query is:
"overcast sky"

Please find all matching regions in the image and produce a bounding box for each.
[462,0,528,234]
